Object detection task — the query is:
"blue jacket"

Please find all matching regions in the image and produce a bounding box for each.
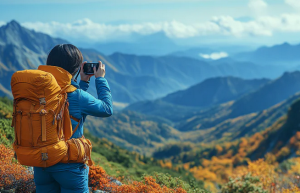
[35,77,113,172]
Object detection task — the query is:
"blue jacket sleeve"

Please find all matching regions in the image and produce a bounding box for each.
[79,80,89,91]
[79,77,113,117]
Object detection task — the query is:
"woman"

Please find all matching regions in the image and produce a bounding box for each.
[34,44,113,193]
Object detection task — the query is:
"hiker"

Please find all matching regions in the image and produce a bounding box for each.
[12,44,113,193]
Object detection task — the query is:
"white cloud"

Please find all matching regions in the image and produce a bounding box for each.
[285,0,300,9]
[200,52,228,60]
[7,13,298,42]
[0,21,5,27]
[248,0,268,15]
[22,19,220,41]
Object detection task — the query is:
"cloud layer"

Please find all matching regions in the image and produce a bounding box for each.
[13,13,300,42]
[0,0,298,43]
[285,0,300,9]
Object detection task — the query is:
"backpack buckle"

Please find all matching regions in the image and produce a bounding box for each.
[39,98,46,105]
[40,109,47,115]
[41,153,48,161]
[56,114,62,121]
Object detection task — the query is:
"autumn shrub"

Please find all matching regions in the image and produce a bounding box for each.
[109,176,188,193]
[89,165,113,191]
[0,119,14,147]
[0,144,35,192]
[221,173,267,193]
[149,172,209,193]
[88,165,210,193]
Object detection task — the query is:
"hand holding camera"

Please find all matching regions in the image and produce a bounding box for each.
[94,61,105,78]
[80,61,105,81]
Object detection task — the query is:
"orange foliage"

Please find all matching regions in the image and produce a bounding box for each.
[110,177,187,193]
[0,144,188,193]
[0,144,35,192]
[89,165,187,193]
[159,160,173,169]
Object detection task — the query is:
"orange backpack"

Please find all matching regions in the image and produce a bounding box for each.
[11,65,93,167]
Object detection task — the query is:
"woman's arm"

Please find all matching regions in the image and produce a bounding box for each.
[79,61,113,117]
[79,80,89,91]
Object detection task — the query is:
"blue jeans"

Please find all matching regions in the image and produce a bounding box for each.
[34,164,89,193]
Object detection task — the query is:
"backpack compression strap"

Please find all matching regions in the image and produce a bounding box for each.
[70,115,81,135]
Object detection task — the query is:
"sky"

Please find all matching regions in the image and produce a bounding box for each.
[0,0,300,47]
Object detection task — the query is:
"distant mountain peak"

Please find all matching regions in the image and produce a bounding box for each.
[281,42,290,47]
[0,19,68,55]
[137,31,174,44]
[281,71,300,78]
[4,20,22,30]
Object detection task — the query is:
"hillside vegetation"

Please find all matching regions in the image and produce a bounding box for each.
[0,97,207,192]
[152,97,300,190]
[85,92,300,155]
[3,98,300,192]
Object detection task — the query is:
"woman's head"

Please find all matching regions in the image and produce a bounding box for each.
[46,44,83,76]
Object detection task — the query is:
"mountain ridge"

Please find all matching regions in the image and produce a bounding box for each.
[234,42,300,66]
[161,76,270,108]
[0,20,291,104]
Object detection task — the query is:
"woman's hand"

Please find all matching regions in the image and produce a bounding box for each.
[94,61,105,78]
[80,61,94,82]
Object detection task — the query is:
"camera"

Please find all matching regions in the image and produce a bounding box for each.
[83,63,99,75]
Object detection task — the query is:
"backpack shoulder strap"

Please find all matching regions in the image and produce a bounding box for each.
[65,85,77,93]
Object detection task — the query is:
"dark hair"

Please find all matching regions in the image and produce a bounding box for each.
[46,44,83,75]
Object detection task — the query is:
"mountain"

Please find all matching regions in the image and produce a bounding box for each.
[92,85,300,156]
[0,21,176,103]
[161,76,270,108]
[230,71,300,117]
[175,71,300,131]
[0,20,68,55]
[248,97,300,162]
[124,99,201,122]
[235,42,300,66]
[179,93,300,141]
[0,20,68,97]
[0,21,182,103]
[105,52,286,103]
[0,20,291,105]
[87,72,300,154]
[152,96,300,184]
[149,95,300,189]
[84,110,181,154]
[128,71,300,126]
